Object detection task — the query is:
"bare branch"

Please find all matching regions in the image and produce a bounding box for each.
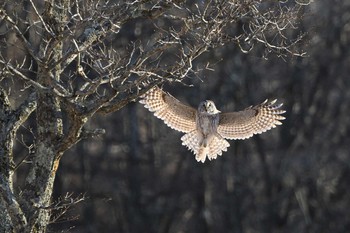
[0,0,309,231]
[28,0,55,36]
[0,9,42,63]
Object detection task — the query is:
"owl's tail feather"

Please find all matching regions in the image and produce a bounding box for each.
[181,131,230,163]
[181,130,201,154]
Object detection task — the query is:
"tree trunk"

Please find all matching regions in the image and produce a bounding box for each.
[0,89,37,232]
[17,0,68,231]
[20,90,63,232]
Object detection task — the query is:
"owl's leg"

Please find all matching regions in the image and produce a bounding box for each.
[181,131,209,162]
[201,137,208,147]
[196,134,214,163]
[197,146,209,163]
[181,131,224,163]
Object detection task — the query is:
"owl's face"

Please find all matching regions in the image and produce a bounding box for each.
[198,100,221,115]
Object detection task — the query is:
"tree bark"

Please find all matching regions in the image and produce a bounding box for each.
[17,0,69,231]
[0,88,37,232]
[20,87,63,232]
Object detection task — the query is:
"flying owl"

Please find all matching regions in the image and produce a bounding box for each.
[139,86,285,163]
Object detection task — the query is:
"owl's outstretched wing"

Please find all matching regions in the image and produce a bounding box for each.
[139,86,197,133]
[218,99,285,140]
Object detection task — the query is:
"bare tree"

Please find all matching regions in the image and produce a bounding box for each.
[0,0,307,232]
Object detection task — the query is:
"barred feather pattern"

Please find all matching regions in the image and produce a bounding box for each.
[218,99,286,140]
[140,86,286,163]
[139,86,196,133]
[181,131,230,163]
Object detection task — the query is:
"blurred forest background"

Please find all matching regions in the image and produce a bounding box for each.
[2,0,350,232]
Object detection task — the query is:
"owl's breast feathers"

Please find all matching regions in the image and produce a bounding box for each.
[196,113,220,137]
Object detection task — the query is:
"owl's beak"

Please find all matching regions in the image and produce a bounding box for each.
[213,105,221,114]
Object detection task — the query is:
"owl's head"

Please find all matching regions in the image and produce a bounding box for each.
[198,100,221,115]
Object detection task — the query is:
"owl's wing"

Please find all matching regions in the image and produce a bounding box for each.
[218,99,285,140]
[139,86,197,133]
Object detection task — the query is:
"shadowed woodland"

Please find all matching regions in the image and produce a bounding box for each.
[1,0,350,232]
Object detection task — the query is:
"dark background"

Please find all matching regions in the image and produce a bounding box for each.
[7,0,350,232]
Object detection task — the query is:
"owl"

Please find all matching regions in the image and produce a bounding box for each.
[139,86,285,163]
